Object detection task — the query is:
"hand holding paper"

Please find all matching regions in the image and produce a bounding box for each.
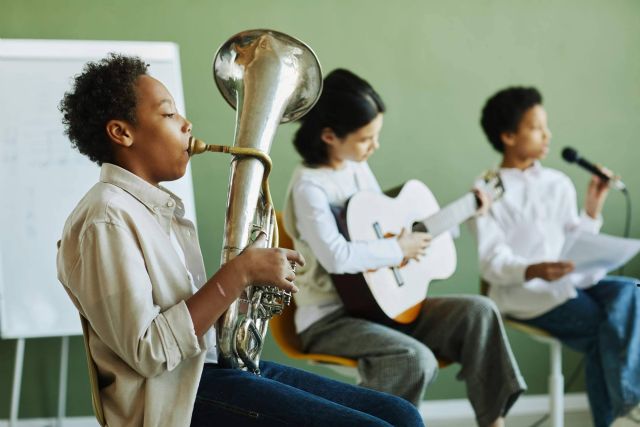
[559,231,640,273]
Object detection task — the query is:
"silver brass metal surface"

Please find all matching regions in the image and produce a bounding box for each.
[211,29,322,373]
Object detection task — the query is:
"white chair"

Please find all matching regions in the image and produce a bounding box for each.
[506,319,564,427]
[481,281,564,427]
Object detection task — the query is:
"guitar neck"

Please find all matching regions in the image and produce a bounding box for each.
[415,193,478,237]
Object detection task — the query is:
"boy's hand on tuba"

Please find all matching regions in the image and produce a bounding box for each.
[397,228,431,263]
[237,233,304,293]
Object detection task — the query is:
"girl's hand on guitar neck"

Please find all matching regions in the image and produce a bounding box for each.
[473,188,492,216]
[397,228,431,263]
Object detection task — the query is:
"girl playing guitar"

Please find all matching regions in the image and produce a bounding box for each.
[282,69,526,427]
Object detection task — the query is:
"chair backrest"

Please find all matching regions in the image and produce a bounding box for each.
[271,211,358,367]
[80,315,107,426]
[269,298,305,358]
[479,279,554,338]
[480,279,490,297]
[275,211,293,250]
[269,294,358,367]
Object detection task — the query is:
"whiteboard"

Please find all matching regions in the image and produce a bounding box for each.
[0,39,197,339]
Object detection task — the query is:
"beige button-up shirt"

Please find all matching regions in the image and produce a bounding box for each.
[57,163,209,426]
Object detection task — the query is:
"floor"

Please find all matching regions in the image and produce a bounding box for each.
[424,411,594,427]
[0,408,600,427]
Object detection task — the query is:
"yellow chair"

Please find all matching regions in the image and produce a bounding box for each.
[271,211,450,380]
[271,211,360,379]
[57,238,106,426]
[80,315,107,426]
[269,298,361,379]
[481,281,565,427]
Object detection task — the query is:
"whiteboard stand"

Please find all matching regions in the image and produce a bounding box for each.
[10,338,24,427]
[58,336,69,427]
[9,337,69,427]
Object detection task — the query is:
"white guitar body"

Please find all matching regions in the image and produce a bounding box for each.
[344,179,457,320]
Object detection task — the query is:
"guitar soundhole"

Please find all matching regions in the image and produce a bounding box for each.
[412,221,428,233]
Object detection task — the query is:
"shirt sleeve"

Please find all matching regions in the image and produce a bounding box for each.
[70,221,201,378]
[293,179,403,274]
[577,210,603,233]
[559,177,603,234]
[469,213,530,287]
[361,162,383,193]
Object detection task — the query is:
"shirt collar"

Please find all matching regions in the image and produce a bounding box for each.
[499,160,544,178]
[99,163,185,220]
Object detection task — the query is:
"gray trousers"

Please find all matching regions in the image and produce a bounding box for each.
[299,295,526,427]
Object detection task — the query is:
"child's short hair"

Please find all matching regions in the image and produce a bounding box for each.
[480,86,542,153]
[59,53,148,165]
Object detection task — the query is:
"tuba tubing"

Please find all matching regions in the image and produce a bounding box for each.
[193,30,322,373]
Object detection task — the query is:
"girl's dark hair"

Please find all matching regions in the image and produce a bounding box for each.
[59,53,149,165]
[293,68,386,166]
[480,86,543,153]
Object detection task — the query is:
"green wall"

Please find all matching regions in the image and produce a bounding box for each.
[1,0,639,419]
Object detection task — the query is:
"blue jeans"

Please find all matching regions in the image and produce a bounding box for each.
[516,276,640,427]
[191,361,424,426]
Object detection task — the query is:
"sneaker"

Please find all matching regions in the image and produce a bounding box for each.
[611,404,640,426]
[629,405,640,423]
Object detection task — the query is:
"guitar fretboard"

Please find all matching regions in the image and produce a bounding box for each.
[414,193,477,237]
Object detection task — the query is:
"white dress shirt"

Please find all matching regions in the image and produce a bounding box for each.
[470,162,604,319]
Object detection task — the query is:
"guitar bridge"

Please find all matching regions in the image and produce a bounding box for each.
[373,222,405,287]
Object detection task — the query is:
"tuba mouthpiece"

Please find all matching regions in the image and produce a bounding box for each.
[187,136,207,156]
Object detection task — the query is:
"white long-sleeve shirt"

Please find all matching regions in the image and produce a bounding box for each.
[470,162,604,319]
[283,161,403,332]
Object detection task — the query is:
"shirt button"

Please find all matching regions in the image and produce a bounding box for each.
[167,200,175,207]
[186,230,191,236]
[153,206,159,212]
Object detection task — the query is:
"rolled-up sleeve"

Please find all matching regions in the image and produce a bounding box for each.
[293,181,403,274]
[70,222,200,378]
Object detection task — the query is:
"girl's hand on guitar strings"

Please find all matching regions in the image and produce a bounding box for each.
[397,228,431,263]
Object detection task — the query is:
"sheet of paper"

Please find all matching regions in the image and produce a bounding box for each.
[559,231,640,273]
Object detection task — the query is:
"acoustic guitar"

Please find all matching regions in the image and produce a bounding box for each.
[331,171,504,326]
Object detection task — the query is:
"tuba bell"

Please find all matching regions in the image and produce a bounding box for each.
[188,29,322,373]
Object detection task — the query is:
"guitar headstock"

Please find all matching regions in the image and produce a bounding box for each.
[479,170,505,203]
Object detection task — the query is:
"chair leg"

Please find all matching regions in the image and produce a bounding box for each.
[548,339,564,427]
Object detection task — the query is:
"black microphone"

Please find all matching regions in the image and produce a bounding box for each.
[561,147,626,191]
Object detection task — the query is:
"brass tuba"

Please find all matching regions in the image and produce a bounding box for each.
[188,30,322,373]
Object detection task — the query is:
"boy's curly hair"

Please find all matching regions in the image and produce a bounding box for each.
[480,86,542,153]
[59,53,148,165]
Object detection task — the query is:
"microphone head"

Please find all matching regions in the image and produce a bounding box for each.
[561,147,578,163]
